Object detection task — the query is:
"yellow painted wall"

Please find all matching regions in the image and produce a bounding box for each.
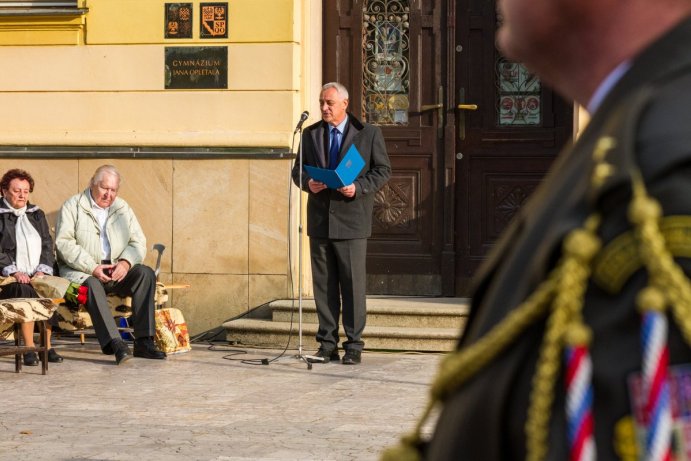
[86,0,295,44]
[576,104,590,138]
[0,0,302,147]
[0,89,297,146]
[0,0,318,335]
[0,14,86,45]
[0,44,296,91]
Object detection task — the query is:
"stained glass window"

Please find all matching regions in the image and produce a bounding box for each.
[496,57,541,126]
[362,0,410,125]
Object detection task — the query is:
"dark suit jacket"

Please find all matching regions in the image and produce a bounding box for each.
[292,113,391,239]
[426,17,691,461]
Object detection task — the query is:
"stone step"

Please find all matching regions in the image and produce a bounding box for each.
[269,298,469,329]
[223,318,461,352]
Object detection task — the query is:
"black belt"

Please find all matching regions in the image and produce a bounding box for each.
[101,260,112,264]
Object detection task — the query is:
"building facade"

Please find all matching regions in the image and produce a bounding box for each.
[0,0,580,335]
[0,0,323,334]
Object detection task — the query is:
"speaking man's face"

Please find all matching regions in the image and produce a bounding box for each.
[319,87,349,127]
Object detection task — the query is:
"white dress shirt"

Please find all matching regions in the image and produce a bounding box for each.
[88,190,111,261]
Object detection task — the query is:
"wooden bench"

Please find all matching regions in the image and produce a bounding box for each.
[0,298,59,374]
[55,282,190,344]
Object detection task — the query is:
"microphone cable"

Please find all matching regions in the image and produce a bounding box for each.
[211,125,306,367]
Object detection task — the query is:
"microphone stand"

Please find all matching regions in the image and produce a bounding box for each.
[294,123,312,370]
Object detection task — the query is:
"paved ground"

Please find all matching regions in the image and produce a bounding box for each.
[0,338,443,461]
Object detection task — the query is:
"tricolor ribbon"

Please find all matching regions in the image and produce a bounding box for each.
[565,325,596,461]
[641,308,673,461]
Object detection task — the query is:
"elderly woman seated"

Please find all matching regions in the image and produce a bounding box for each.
[0,168,63,366]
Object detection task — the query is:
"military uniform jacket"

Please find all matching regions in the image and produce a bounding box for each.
[291,114,391,240]
[426,17,691,461]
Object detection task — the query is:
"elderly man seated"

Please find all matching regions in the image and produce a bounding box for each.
[55,164,165,365]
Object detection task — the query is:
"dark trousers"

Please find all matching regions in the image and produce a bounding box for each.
[83,264,156,353]
[309,237,367,352]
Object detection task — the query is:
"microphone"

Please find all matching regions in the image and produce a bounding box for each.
[294,111,309,133]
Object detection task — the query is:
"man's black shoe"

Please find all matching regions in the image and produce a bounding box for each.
[47,348,64,363]
[342,349,362,365]
[111,339,132,365]
[133,337,166,360]
[305,348,339,363]
[23,351,39,366]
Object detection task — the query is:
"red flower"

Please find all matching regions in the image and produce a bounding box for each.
[65,282,89,306]
[76,285,88,304]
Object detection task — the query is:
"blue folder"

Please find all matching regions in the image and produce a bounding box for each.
[304,144,366,189]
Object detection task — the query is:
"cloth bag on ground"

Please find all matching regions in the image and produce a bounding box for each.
[154,307,191,354]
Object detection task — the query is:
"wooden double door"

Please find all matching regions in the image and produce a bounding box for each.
[323,0,572,296]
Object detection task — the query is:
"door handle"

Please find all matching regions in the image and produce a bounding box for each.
[457,88,478,141]
[420,86,444,139]
[421,103,443,111]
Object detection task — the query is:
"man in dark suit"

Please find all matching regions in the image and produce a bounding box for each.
[384,0,691,460]
[292,82,391,365]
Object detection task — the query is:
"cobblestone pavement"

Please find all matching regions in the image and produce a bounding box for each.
[0,339,443,461]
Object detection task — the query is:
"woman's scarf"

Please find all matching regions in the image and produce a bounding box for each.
[3,198,41,275]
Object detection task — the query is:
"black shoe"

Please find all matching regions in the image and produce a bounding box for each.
[111,339,132,365]
[133,337,166,360]
[47,348,64,363]
[23,351,39,366]
[342,349,362,365]
[306,347,339,364]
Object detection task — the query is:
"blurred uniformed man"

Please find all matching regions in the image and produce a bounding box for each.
[384,0,691,460]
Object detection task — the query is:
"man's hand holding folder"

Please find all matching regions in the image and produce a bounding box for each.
[305,145,366,193]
